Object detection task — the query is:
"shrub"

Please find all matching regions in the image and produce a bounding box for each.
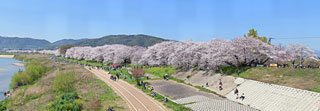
[10,71,31,89]
[219,66,249,75]
[0,99,13,111]
[48,92,83,111]
[0,102,6,111]
[26,65,46,82]
[10,58,48,89]
[59,44,75,56]
[131,68,145,83]
[10,62,48,89]
[53,72,76,93]
[186,75,191,79]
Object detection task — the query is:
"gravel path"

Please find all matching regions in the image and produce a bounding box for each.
[87,68,168,111]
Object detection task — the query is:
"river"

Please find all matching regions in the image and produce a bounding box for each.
[0,58,24,101]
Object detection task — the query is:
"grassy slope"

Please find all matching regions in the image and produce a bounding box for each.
[0,54,128,111]
[234,67,320,92]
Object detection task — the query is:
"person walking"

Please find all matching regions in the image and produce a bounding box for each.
[234,88,239,95]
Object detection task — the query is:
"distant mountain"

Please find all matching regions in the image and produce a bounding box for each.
[46,39,83,49]
[0,34,168,50]
[0,36,50,49]
[52,39,81,45]
[74,34,167,47]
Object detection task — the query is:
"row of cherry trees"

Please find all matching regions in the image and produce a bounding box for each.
[40,36,317,69]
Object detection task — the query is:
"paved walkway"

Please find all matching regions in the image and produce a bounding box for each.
[185,73,237,96]
[86,68,168,111]
[226,79,320,111]
[149,80,258,111]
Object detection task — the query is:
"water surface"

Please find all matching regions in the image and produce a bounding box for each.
[0,58,24,101]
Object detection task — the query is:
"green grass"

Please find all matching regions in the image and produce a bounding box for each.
[96,80,120,101]
[194,86,217,95]
[220,66,249,75]
[4,54,131,111]
[186,75,191,79]
[47,92,83,111]
[171,78,185,83]
[60,57,105,67]
[308,88,320,93]
[235,67,320,92]
[143,66,177,78]
[23,94,42,103]
[0,99,13,111]
[53,72,76,93]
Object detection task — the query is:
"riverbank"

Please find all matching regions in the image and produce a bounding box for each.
[0,55,14,58]
[0,57,24,102]
[0,54,129,111]
[12,63,24,66]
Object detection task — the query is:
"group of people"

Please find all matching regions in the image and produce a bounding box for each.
[108,69,134,82]
[137,81,147,90]
[110,75,118,81]
[1,90,10,98]
[109,71,122,81]
[219,79,223,91]
[107,107,114,111]
[150,90,168,103]
[234,88,245,101]
[204,79,223,91]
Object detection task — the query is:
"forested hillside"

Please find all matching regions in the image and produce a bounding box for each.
[0,34,168,50]
[74,34,167,47]
[0,36,50,49]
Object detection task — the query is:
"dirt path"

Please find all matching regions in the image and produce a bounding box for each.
[86,68,168,111]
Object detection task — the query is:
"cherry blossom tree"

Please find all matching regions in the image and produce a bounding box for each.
[139,41,177,66]
[212,36,276,68]
[54,36,317,70]
[287,44,317,65]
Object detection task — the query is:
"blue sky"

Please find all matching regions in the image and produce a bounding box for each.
[0,0,319,49]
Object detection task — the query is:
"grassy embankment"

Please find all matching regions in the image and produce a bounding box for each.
[58,57,192,111]
[57,56,320,95]
[0,54,128,111]
[143,67,218,95]
[56,56,106,66]
[232,67,320,93]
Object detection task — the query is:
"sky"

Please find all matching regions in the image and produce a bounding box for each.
[0,0,319,50]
